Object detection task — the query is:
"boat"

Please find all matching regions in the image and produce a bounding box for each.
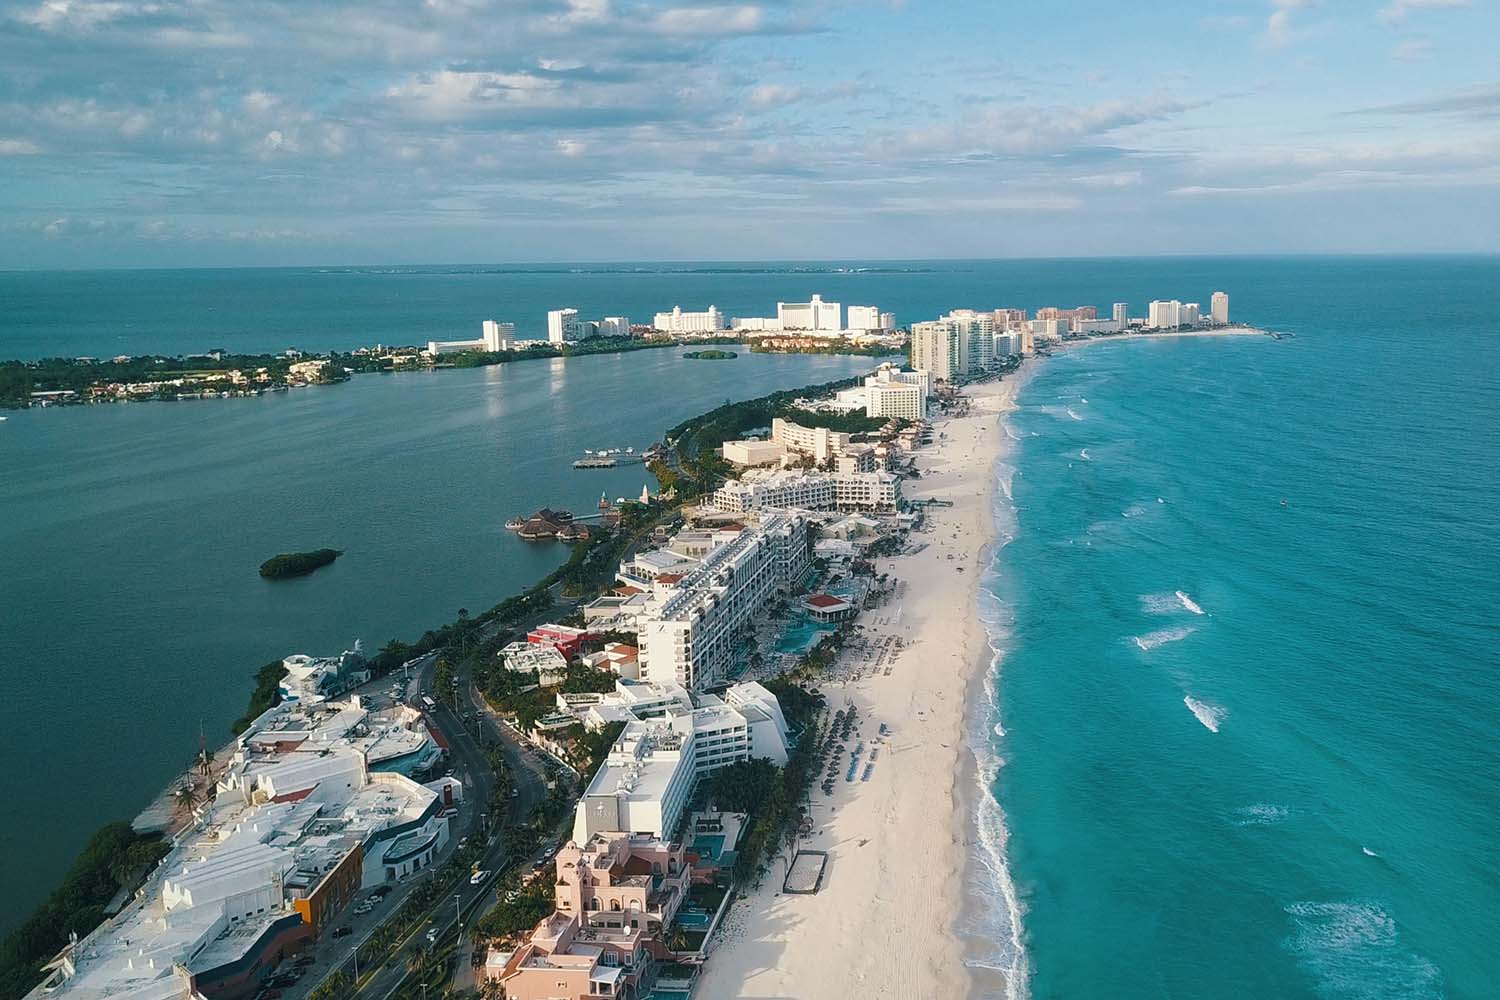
[574,457,618,469]
[504,517,525,530]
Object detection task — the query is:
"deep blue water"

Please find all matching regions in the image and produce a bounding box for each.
[981,257,1500,998]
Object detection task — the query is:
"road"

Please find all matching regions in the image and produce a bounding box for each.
[298,584,603,1000]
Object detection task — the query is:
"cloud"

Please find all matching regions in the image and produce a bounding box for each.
[0,138,44,155]
[1265,0,1317,47]
[1378,0,1468,25]
[1353,83,1500,119]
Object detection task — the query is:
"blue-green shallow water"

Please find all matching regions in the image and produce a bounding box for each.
[0,350,871,931]
[981,262,1500,997]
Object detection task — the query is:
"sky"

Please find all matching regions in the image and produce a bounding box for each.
[0,0,1497,267]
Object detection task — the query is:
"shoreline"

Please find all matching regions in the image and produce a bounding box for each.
[695,369,1031,999]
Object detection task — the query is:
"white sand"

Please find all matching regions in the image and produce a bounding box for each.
[696,373,1028,1000]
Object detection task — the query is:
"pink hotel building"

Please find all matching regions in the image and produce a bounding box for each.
[486,833,692,999]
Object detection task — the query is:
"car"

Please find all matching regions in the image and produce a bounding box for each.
[426,928,440,944]
[332,926,353,939]
[469,870,490,885]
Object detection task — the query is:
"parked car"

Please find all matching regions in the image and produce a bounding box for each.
[469,870,490,886]
[332,926,353,939]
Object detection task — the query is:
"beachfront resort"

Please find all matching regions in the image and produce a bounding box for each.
[22,287,1250,1000]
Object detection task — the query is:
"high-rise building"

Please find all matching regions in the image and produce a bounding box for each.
[910,320,960,381]
[1181,302,1201,326]
[1113,302,1129,328]
[777,294,841,332]
[993,308,1027,329]
[1211,291,1229,325]
[846,305,882,331]
[596,316,632,338]
[1147,300,1183,329]
[548,308,579,343]
[481,319,516,351]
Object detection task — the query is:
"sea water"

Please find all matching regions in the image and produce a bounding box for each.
[976,260,1500,997]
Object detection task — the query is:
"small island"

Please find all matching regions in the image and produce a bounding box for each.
[682,349,738,360]
[259,548,342,580]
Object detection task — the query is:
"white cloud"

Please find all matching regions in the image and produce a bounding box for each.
[1378,0,1469,25]
[0,138,44,155]
[1265,0,1317,47]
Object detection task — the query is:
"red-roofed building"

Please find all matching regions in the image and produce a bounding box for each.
[803,593,856,623]
[529,623,590,660]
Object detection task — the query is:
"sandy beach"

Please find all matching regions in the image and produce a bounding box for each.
[696,370,1031,1000]
[694,329,1271,1000]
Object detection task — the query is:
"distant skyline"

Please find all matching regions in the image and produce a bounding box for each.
[2,0,1498,268]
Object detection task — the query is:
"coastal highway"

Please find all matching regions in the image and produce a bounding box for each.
[339,653,555,1000]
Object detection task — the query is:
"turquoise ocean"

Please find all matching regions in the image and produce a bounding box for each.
[973,258,1500,997]
[2,257,1497,997]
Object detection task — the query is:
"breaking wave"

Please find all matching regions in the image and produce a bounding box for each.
[1283,901,1443,999]
[1184,695,1227,732]
[1132,626,1195,651]
[1175,590,1205,615]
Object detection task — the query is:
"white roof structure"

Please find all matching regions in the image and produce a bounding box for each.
[32,701,445,1000]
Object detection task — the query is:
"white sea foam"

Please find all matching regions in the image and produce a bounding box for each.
[1132,626,1196,651]
[1231,803,1290,827]
[1184,695,1226,732]
[1078,448,1091,461]
[960,424,1031,999]
[1362,846,1379,858]
[1121,503,1148,518]
[1175,590,1205,615]
[1065,407,1084,421]
[1283,901,1443,999]
[1140,593,1182,615]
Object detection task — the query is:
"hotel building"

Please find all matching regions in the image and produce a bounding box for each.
[1148,299,1183,329]
[1211,291,1229,325]
[572,682,791,843]
[425,319,518,355]
[652,305,728,333]
[636,514,810,691]
[710,469,902,515]
[777,294,841,332]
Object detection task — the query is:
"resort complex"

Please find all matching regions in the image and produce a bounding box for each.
[29,697,451,1000]
[10,286,1258,1000]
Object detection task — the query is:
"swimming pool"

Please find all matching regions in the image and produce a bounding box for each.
[690,833,726,862]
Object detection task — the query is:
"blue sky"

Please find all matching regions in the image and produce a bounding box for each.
[0,0,1496,267]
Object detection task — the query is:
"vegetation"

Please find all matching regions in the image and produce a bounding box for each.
[656,372,872,497]
[746,337,904,358]
[475,879,553,940]
[697,678,826,885]
[0,823,171,999]
[0,351,347,408]
[681,349,738,360]
[258,547,341,579]
[231,659,290,733]
[779,406,886,434]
